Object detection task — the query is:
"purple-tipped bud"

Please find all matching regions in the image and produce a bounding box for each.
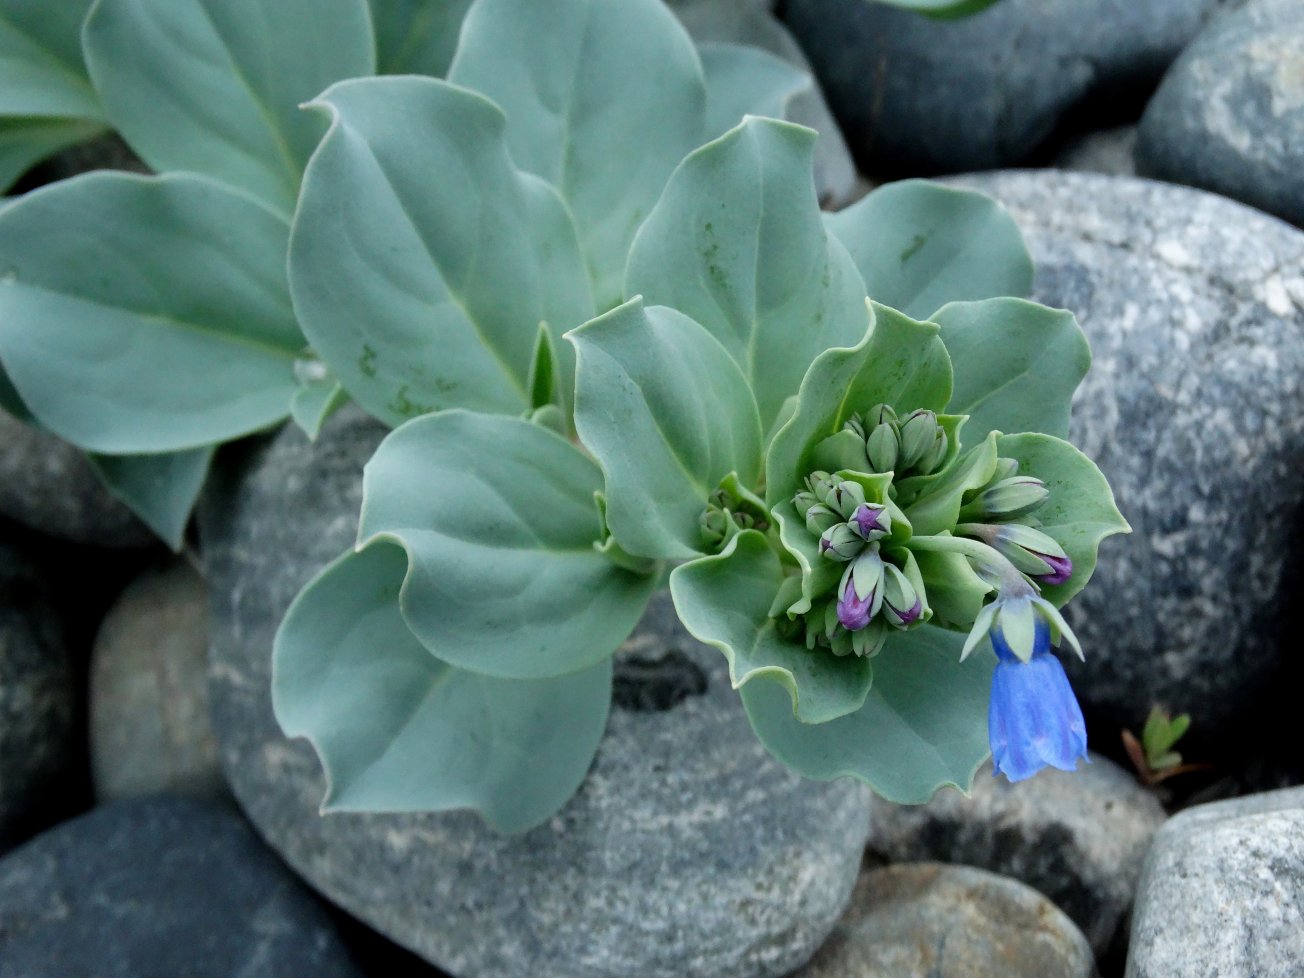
[849,502,890,540]
[837,573,875,631]
[991,524,1072,585]
[820,523,864,561]
[1037,553,1074,586]
[882,562,923,628]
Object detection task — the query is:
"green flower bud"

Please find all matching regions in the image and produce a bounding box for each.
[850,618,888,658]
[991,523,1071,581]
[969,476,1050,521]
[699,507,729,547]
[866,403,897,427]
[866,422,900,473]
[897,409,939,471]
[805,503,841,536]
[816,478,866,521]
[820,523,865,561]
[843,414,867,440]
[922,428,949,475]
[793,489,820,514]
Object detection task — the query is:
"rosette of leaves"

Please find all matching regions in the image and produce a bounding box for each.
[0,0,853,550]
[0,0,474,546]
[271,57,1108,825]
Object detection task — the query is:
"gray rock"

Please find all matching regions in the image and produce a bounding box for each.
[0,796,362,978]
[0,541,76,853]
[864,754,1166,958]
[795,863,1096,978]
[200,408,871,978]
[1054,126,1139,176]
[0,410,153,549]
[1127,786,1304,978]
[784,0,1228,174]
[947,170,1304,743]
[90,560,224,802]
[1137,0,1304,228]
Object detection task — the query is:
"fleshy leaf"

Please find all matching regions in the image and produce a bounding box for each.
[0,172,301,454]
[902,431,999,537]
[449,0,706,309]
[569,298,762,560]
[290,76,593,428]
[88,446,214,550]
[0,116,106,192]
[0,0,103,119]
[825,179,1032,321]
[290,377,348,441]
[994,433,1130,607]
[934,297,1090,444]
[626,116,868,431]
[369,0,472,76]
[358,410,656,679]
[273,540,611,833]
[83,0,375,215]
[670,530,873,723]
[741,624,995,802]
[698,42,809,140]
[765,301,952,506]
[912,549,993,630]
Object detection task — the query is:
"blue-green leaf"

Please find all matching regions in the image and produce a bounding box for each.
[994,433,1130,608]
[765,302,952,507]
[449,0,707,309]
[0,172,301,454]
[698,42,809,141]
[83,0,375,215]
[825,179,1032,321]
[670,529,874,723]
[627,116,868,431]
[290,76,593,428]
[359,410,656,679]
[88,446,214,550]
[0,0,102,119]
[289,376,348,441]
[569,298,762,560]
[369,0,472,76]
[274,540,612,833]
[741,624,995,802]
[934,297,1090,444]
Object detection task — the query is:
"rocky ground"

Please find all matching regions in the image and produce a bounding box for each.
[2,0,1302,975]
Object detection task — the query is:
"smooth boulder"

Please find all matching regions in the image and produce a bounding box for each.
[1137,0,1304,227]
[948,170,1304,743]
[1128,786,1304,977]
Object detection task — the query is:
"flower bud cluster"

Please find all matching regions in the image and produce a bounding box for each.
[789,471,924,657]
[699,485,768,550]
[845,404,948,479]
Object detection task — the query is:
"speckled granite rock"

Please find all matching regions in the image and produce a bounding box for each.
[1127,786,1304,978]
[784,0,1227,175]
[0,541,76,853]
[864,754,1165,958]
[947,170,1304,741]
[1137,0,1304,227]
[795,863,1095,978]
[90,560,223,802]
[0,797,362,978]
[0,411,152,549]
[1054,126,1138,176]
[200,408,871,978]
